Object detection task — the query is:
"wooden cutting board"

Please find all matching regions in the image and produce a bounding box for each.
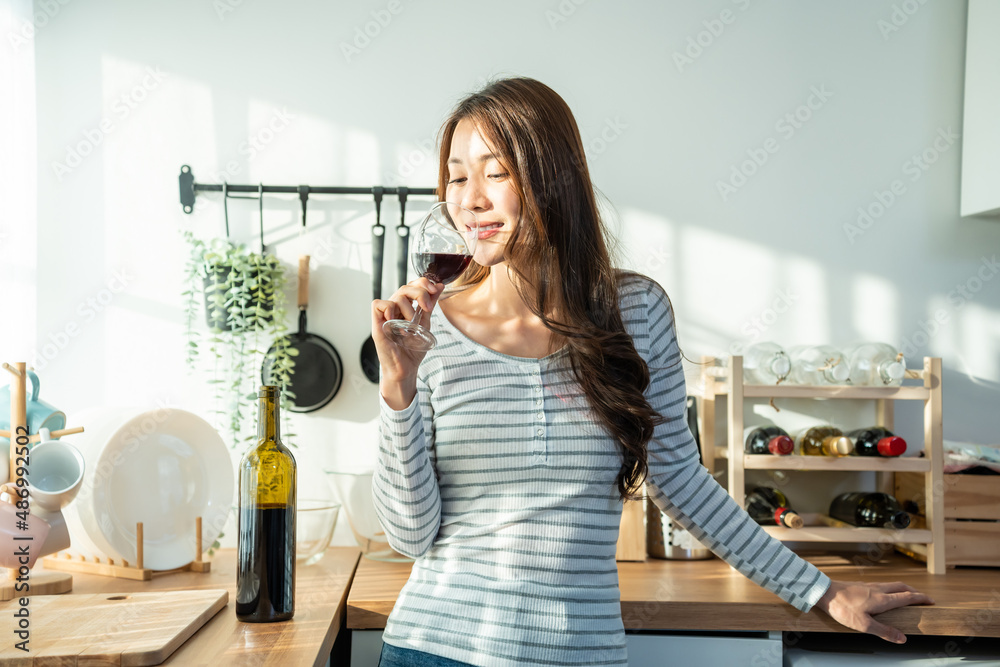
[0,588,228,666]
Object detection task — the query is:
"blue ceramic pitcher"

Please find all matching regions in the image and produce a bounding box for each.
[0,370,66,446]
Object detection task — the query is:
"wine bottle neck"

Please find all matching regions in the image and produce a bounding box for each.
[258,393,281,442]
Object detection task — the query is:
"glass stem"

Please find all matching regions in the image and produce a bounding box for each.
[410,305,423,325]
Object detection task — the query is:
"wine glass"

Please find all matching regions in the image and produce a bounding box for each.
[382,202,479,351]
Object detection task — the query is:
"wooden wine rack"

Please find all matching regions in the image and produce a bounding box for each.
[696,355,945,575]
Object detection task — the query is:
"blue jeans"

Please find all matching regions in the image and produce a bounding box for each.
[378,641,475,667]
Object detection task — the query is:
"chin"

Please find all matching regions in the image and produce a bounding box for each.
[473,248,506,268]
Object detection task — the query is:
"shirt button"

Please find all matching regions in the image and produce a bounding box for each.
[535,399,542,406]
[534,386,542,393]
[537,412,544,420]
[532,369,540,376]
[536,427,544,436]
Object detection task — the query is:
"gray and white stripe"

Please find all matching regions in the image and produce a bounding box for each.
[374,275,830,666]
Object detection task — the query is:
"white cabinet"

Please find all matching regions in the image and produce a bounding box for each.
[961,0,1000,217]
[345,630,784,666]
[350,631,384,667]
[626,632,782,667]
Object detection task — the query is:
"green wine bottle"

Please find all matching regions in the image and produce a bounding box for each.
[745,487,804,528]
[848,427,907,457]
[829,492,910,529]
[237,386,297,622]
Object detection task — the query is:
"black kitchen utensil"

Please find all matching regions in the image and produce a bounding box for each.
[360,187,385,384]
[396,186,409,287]
[262,255,343,412]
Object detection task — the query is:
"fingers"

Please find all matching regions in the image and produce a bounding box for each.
[379,279,444,321]
[873,581,918,594]
[819,580,934,647]
[869,582,936,606]
[881,590,936,609]
[864,618,907,645]
[372,298,404,327]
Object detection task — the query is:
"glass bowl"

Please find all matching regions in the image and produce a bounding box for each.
[325,470,414,562]
[296,499,340,566]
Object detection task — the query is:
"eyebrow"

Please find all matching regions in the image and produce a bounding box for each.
[447,153,496,165]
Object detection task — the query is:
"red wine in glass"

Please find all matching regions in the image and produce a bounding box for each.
[413,253,473,285]
[382,203,479,351]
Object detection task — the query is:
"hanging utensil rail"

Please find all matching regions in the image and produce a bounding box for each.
[178,164,436,214]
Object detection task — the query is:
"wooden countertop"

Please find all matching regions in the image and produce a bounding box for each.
[41,547,360,666]
[347,553,1000,638]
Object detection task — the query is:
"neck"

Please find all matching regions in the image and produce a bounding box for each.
[466,263,539,320]
[257,394,280,442]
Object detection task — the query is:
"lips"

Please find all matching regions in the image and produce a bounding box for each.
[471,221,503,240]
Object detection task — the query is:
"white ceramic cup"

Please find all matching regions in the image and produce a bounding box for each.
[24,428,85,556]
[27,428,85,512]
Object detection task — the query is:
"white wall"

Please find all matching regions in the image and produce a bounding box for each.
[9,0,1000,547]
[0,0,37,361]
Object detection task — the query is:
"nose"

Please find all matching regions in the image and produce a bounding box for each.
[459,175,491,214]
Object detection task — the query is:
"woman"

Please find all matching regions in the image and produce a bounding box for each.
[371,77,931,667]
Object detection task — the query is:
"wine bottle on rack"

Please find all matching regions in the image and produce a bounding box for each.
[845,343,906,387]
[788,345,850,385]
[848,427,907,457]
[796,425,853,457]
[745,487,804,528]
[744,425,794,455]
[743,342,791,384]
[829,492,910,529]
[237,386,297,622]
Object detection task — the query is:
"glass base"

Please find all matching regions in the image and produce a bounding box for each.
[298,550,326,567]
[363,548,415,563]
[382,319,437,351]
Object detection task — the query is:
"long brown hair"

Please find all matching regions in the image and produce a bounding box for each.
[437,77,666,501]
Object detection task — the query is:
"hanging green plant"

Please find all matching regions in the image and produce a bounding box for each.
[182,231,297,448]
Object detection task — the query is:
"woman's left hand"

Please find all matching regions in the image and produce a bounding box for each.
[814,579,935,644]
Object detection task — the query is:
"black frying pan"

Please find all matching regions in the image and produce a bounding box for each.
[262,255,343,412]
[361,187,385,383]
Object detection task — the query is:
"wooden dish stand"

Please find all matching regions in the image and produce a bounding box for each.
[2,361,212,597]
[42,517,212,581]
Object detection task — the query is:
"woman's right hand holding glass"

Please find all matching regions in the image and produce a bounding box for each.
[372,277,444,410]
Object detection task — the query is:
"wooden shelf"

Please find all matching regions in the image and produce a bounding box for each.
[695,355,945,575]
[761,525,933,543]
[743,455,931,472]
[742,384,931,400]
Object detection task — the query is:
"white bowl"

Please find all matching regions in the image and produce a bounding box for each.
[63,407,233,570]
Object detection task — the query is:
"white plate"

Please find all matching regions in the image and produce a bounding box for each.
[64,407,233,570]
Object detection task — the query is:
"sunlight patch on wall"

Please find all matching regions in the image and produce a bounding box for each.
[850,273,899,344]
[100,54,213,306]
[679,225,778,337]
[958,302,1000,383]
[244,99,341,186]
[780,257,830,348]
[344,126,380,185]
[617,206,677,288]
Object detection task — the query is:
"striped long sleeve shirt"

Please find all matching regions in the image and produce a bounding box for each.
[373,274,831,666]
